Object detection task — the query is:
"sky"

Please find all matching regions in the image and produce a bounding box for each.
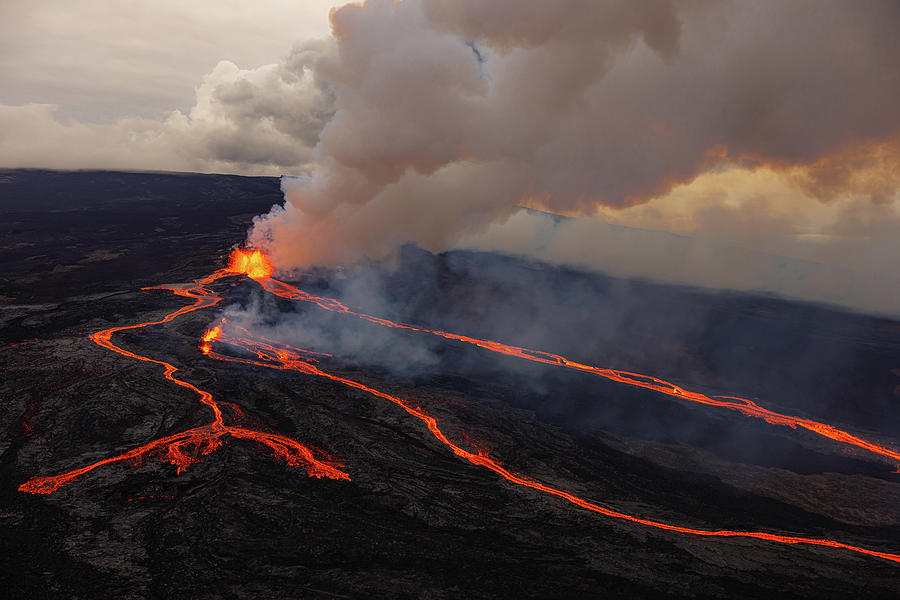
[0,0,336,174]
[0,0,335,122]
[1,1,898,315]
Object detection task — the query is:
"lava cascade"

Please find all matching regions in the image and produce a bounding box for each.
[19,248,900,565]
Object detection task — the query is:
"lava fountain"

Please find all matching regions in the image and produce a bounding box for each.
[227,247,273,279]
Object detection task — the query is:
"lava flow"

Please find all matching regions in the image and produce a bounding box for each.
[201,318,900,566]
[18,261,348,495]
[19,248,900,566]
[227,247,273,279]
[255,276,900,467]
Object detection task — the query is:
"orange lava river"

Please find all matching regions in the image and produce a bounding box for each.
[18,255,349,495]
[19,248,900,565]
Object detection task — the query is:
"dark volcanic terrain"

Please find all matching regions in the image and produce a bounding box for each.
[2,169,899,599]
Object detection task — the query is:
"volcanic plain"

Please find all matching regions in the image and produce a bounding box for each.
[2,169,899,599]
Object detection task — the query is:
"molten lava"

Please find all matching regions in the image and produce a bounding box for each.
[19,247,900,566]
[255,276,900,466]
[199,325,221,355]
[18,265,348,496]
[204,326,900,565]
[227,247,273,279]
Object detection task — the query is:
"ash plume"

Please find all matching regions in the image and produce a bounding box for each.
[248,0,900,271]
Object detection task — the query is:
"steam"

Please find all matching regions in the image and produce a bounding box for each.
[248,0,900,271]
[218,281,443,377]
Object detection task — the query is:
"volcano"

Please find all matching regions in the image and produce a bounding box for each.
[2,169,899,599]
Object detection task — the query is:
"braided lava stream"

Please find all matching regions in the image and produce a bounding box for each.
[18,260,349,495]
[19,248,900,565]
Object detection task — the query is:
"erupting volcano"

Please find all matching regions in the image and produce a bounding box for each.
[6,0,900,593]
[17,247,900,569]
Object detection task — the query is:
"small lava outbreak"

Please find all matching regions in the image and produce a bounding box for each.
[19,248,900,566]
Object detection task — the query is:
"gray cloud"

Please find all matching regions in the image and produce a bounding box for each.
[0,0,337,121]
[0,41,335,174]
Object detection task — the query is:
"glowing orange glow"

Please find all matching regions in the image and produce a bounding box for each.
[201,326,222,343]
[227,248,273,279]
[18,266,348,496]
[204,324,900,565]
[255,276,900,467]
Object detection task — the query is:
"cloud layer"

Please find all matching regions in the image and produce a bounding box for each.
[0,0,336,121]
[0,40,334,174]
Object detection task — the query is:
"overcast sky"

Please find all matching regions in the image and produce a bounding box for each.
[0,0,335,122]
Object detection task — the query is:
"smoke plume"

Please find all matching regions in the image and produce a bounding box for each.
[248,0,900,270]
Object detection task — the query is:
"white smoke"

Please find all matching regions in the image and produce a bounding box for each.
[247,0,900,274]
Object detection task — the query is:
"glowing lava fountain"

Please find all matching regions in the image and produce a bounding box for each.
[19,248,900,565]
[227,247,273,279]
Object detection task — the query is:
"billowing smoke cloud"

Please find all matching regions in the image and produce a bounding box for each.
[248,0,900,271]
